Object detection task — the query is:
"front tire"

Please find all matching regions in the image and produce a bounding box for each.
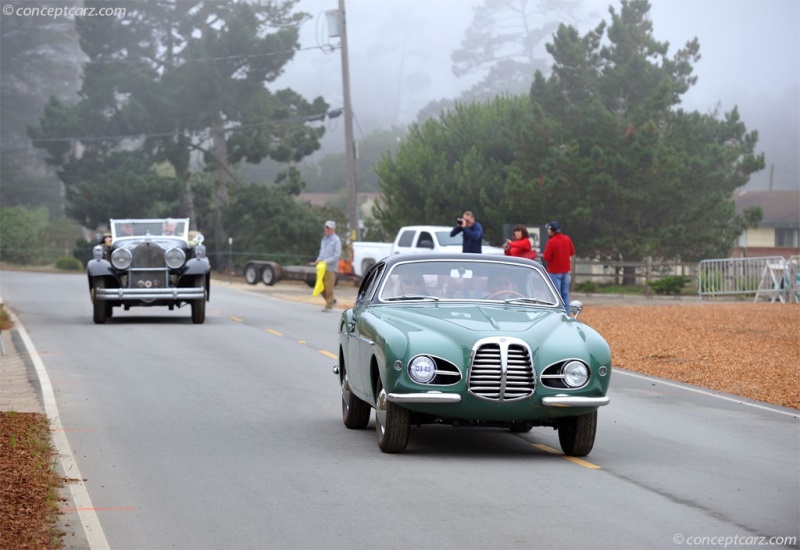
[557,410,597,457]
[341,365,370,429]
[191,275,206,324]
[92,280,107,325]
[375,377,410,453]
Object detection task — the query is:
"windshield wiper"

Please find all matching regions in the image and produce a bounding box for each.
[503,297,557,306]
[385,295,440,302]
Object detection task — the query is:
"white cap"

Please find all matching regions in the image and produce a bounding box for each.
[324,220,336,229]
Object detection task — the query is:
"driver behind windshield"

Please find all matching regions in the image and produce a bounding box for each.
[400,274,426,295]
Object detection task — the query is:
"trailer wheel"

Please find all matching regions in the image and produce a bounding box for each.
[261,264,277,286]
[244,264,260,285]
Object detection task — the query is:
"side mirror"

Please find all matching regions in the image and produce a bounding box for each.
[418,239,434,249]
[569,300,583,319]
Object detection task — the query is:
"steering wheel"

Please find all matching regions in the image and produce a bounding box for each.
[485,290,526,300]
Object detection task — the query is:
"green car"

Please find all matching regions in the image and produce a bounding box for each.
[334,254,611,455]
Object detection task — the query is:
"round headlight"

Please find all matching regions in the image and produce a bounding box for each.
[111,248,132,270]
[165,247,186,269]
[408,355,436,384]
[562,361,589,388]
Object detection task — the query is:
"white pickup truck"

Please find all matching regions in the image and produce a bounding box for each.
[351,225,504,277]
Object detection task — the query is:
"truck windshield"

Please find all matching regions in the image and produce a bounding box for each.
[435,231,494,248]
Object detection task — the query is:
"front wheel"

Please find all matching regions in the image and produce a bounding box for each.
[557,410,597,457]
[375,377,410,453]
[92,280,107,325]
[191,275,206,324]
[341,366,370,429]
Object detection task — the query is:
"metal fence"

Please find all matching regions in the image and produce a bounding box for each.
[698,256,799,302]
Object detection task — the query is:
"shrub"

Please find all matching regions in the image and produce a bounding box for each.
[648,275,690,295]
[54,256,83,271]
[574,281,598,293]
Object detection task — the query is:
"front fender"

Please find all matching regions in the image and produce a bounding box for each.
[183,257,210,275]
[86,260,114,291]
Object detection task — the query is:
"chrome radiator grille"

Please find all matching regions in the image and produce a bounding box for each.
[467,338,535,401]
[129,243,167,289]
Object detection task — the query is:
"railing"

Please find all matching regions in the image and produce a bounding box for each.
[698,256,798,303]
[573,258,696,287]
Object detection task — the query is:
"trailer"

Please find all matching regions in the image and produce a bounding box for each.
[243,259,354,287]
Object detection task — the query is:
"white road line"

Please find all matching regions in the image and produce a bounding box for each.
[615,369,799,418]
[6,305,110,550]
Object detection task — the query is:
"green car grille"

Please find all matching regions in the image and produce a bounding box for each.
[468,339,536,401]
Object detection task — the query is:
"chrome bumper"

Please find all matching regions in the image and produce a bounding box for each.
[541,395,610,407]
[95,287,205,301]
[388,392,462,404]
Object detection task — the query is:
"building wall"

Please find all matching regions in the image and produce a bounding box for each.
[740,227,775,247]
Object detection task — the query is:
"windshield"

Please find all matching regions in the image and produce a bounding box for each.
[111,218,189,240]
[379,259,560,305]
[435,231,497,248]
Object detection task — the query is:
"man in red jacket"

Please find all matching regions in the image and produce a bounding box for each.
[542,221,574,312]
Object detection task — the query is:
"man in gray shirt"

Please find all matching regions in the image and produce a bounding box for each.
[316,220,342,311]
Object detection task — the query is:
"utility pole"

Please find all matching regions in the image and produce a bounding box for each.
[337,0,359,243]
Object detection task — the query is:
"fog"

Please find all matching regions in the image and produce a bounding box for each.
[279,0,799,190]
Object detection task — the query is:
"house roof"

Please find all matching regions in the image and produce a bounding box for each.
[733,190,799,228]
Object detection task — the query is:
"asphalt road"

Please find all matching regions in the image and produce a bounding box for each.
[1,271,798,550]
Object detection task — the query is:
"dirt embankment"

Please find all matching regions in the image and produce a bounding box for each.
[579,303,799,410]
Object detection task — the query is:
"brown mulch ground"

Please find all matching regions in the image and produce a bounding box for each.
[0,412,64,549]
[0,301,797,548]
[580,302,800,410]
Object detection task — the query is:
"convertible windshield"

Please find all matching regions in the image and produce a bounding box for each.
[379,259,560,304]
[111,218,189,239]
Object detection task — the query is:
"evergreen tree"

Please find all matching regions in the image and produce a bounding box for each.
[29,0,328,265]
[377,0,764,262]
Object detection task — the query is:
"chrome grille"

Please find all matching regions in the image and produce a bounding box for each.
[468,338,535,401]
[129,243,168,289]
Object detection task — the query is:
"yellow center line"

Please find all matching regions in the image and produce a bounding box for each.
[319,350,337,359]
[265,328,284,336]
[531,443,602,469]
[229,316,243,322]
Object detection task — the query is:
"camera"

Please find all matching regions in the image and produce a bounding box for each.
[457,217,464,225]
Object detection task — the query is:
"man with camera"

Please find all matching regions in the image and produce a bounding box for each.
[450,210,484,253]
